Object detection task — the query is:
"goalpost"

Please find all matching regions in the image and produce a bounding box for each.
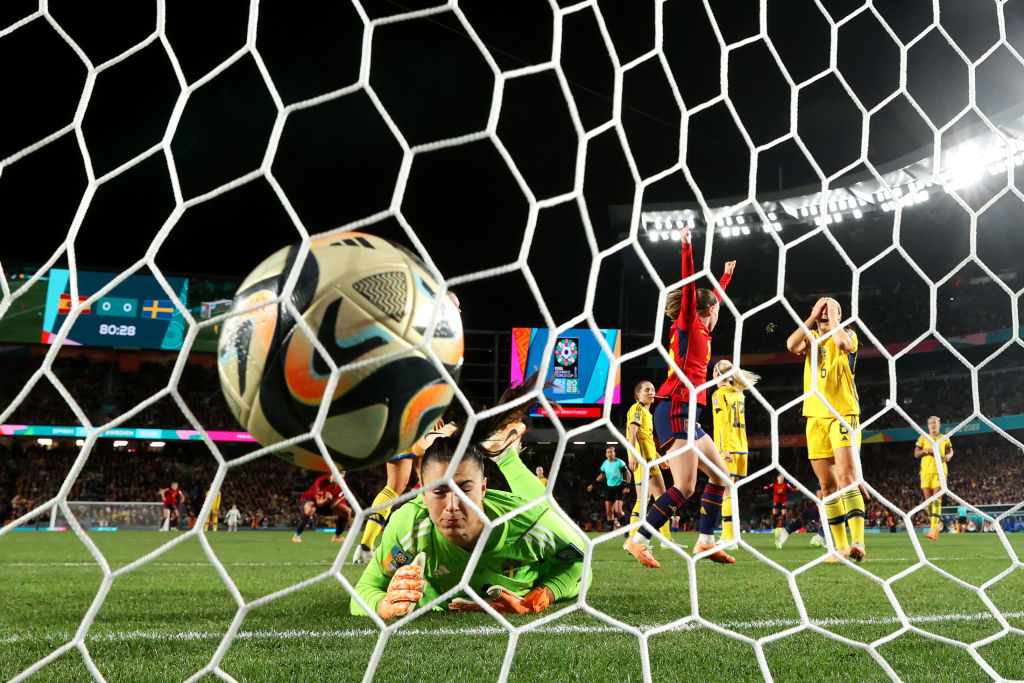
[1,1,1023,682]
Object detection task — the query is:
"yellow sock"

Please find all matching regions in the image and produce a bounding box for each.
[659,520,672,542]
[360,486,398,549]
[930,499,942,532]
[721,495,733,542]
[825,496,850,549]
[842,489,865,546]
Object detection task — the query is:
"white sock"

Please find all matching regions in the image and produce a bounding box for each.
[631,532,649,545]
[698,533,715,546]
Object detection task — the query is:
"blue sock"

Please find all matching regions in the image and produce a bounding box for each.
[698,484,725,536]
[639,487,687,540]
[786,519,803,534]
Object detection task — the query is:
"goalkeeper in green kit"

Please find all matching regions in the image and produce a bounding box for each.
[351,385,589,619]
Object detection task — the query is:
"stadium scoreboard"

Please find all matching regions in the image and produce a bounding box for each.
[511,327,621,417]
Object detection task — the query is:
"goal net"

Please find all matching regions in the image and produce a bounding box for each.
[2,1,1024,681]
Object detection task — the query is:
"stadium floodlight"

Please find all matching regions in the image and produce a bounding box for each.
[741,225,750,234]
[730,226,741,236]
[660,231,670,240]
[75,439,85,447]
[113,440,129,447]
[768,211,777,220]
[773,223,782,232]
[670,230,680,240]
[725,216,734,225]
[37,438,52,446]
[721,228,731,238]
[810,205,819,215]
[572,441,586,445]
[827,202,836,212]
[648,231,659,241]
[736,215,745,224]
[799,207,809,217]
[853,208,863,219]
[833,213,843,223]
[150,441,166,448]
[675,219,685,229]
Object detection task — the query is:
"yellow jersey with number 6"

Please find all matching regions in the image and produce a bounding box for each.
[801,328,860,418]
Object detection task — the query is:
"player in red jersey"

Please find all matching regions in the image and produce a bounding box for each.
[765,475,798,527]
[625,226,737,567]
[159,482,185,531]
[293,474,351,543]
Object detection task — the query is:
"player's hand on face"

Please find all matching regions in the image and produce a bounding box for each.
[825,298,841,321]
[723,260,737,275]
[377,552,426,619]
[811,297,828,318]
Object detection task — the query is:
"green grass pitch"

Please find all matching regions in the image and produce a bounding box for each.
[2,530,1023,682]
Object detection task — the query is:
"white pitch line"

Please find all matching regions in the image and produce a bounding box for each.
[2,610,1022,644]
[5,555,1019,568]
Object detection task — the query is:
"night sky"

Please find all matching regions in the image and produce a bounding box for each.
[3,0,1024,337]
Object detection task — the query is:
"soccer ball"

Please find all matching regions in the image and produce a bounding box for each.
[217,232,464,472]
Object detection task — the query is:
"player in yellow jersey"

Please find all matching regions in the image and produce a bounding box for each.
[914,415,953,541]
[535,466,548,486]
[205,488,221,532]
[786,297,866,563]
[623,380,672,548]
[710,360,760,544]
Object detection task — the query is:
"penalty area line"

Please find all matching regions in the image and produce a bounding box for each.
[4,609,1022,644]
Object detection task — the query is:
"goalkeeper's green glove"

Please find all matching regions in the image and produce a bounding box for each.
[448,585,553,614]
[376,552,426,619]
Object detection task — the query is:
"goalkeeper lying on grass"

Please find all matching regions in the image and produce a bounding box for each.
[351,387,589,619]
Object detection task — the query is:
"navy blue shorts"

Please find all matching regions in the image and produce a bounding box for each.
[653,398,706,448]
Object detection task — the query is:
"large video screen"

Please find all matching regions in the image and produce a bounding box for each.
[0,267,238,352]
[511,327,621,408]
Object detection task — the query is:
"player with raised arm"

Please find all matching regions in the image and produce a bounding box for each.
[711,360,759,544]
[293,474,351,543]
[351,381,588,619]
[587,447,631,530]
[159,482,185,531]
[786,297,866,563]
[624,226,737,567]
[915,415,953,541]
[225,504,242,532]
[623,380,672,547]
[766,475,797,531]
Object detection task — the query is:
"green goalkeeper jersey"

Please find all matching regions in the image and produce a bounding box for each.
[351,453,588,615]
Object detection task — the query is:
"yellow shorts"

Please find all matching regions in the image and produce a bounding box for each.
[725,452,747,478]
[920,471,945,489]
[632,462,662,481]
[805,415,860,460]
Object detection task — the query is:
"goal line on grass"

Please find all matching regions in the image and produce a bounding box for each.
[4,609,1021,645]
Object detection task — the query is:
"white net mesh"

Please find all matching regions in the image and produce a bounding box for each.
[2,1,1024,681]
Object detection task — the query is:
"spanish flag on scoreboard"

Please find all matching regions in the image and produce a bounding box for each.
[58,294,91,314]
[141,299,175,320]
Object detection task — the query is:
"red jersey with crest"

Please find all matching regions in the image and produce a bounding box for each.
[162,488,183,506]
[767,482,797,504]
[656,242,731,406]
[301,475,343,503]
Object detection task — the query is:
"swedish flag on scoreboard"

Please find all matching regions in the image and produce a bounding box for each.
[141,299,175,320]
